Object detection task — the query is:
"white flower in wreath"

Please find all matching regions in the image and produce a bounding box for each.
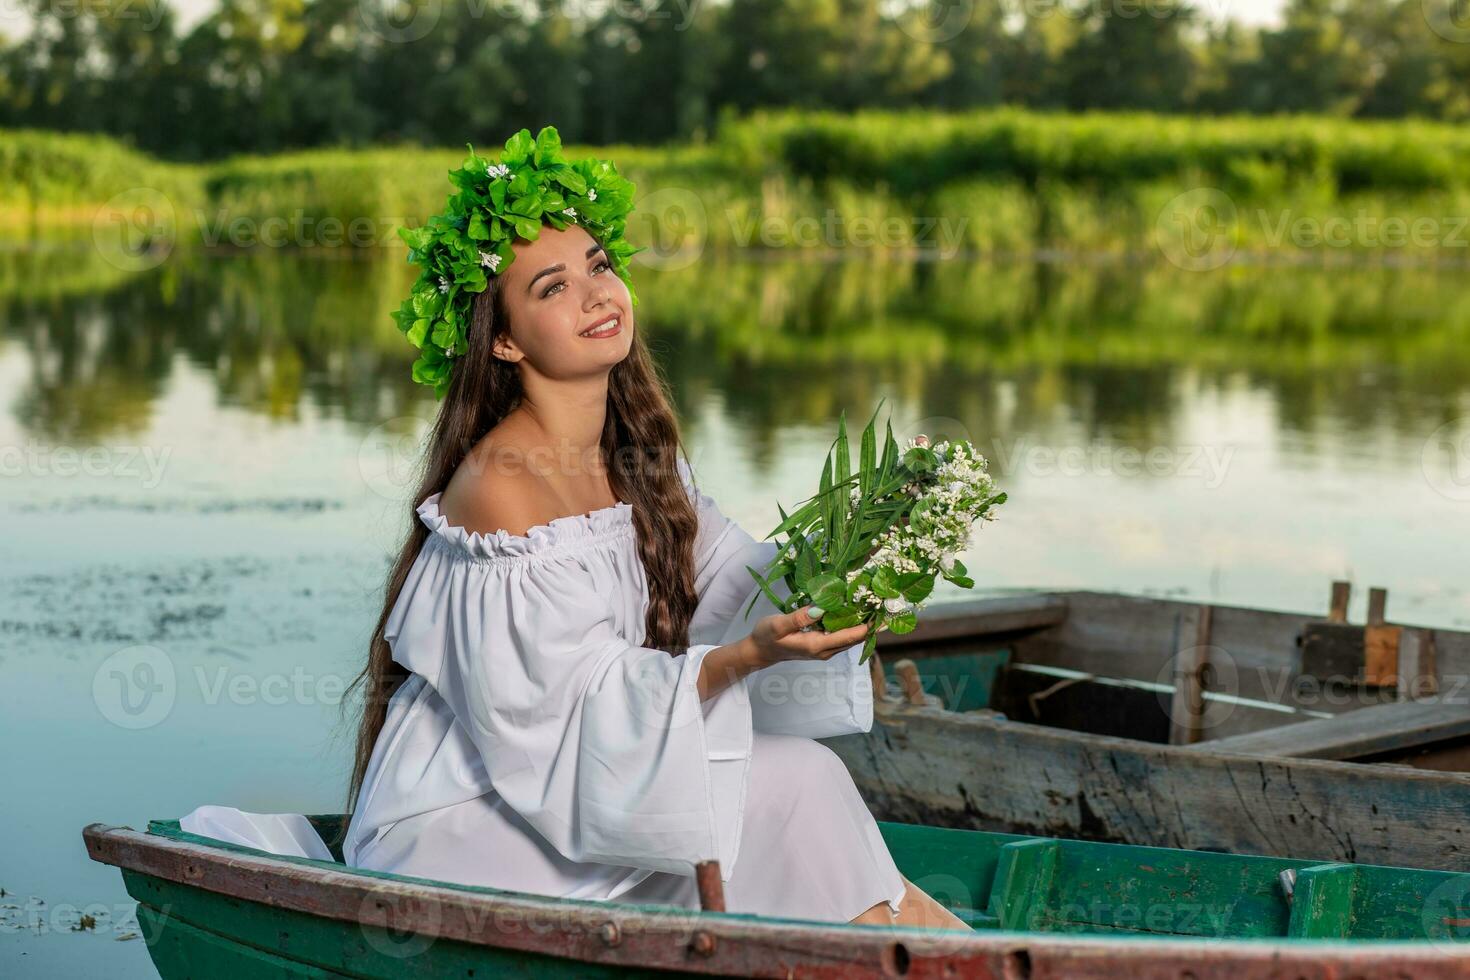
[478,250,501,272]
[562,207,577,219]
[488,163,511,180]
[883,596,910,615]
[587,188,597,201]
[437,277,450,294]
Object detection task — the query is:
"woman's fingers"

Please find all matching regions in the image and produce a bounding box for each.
[761,607,871,661]
[798,621,871,658]
[783,605,824,636]
[826,622,871,649]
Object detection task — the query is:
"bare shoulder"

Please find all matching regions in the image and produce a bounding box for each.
[440,438,550,537]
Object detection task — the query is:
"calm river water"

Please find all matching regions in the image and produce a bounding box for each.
[2,244,1468,976]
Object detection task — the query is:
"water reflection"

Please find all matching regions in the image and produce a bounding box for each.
[4,247,1468,463]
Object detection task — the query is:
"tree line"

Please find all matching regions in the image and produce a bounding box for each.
[3,0,1469,162]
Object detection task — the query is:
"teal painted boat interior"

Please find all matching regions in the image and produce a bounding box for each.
[136,816,1470,944]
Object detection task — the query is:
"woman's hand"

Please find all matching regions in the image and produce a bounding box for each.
[745,605,871,668]
[695,606,867,701]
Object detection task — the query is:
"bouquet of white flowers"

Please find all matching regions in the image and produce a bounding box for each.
[744,402,1007,663]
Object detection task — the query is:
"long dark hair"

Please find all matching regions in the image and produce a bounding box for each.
[341,243,700,822]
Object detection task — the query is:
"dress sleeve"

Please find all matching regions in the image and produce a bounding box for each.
[384,543,753,880]
[682,459,784,649]
[678,459,875,739]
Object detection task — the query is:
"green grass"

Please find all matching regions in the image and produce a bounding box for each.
[0,129,204,227]
[719,108,1470,194]
[8,110,1470,258]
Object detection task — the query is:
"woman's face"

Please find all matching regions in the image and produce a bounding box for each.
[490,223,634,378]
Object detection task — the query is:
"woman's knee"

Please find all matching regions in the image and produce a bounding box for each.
[750,732,846,782]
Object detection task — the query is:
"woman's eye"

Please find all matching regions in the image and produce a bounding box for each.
[541,260,609,298]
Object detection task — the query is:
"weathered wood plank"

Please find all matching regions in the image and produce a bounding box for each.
[1167,605,1212,746]
[1399,628,1441,699]
[1362,587,1401,687]
[1185,697,1470,761]
[1329,581,1351,623]
[1299,621,1376,686]
[894,658,943,708]
[1286,865,1359,939]
[829,706,1470,872]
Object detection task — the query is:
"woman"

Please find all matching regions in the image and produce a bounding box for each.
[337,131,967,930]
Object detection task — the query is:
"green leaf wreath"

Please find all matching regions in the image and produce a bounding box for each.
[390,125,644,397]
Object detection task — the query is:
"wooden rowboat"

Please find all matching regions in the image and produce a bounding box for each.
[84,815,1470,978]
[829,583,1470,872]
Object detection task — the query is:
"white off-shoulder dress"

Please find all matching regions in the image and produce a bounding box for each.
[185,461,906,924]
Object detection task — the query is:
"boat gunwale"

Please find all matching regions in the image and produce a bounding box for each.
[82,821,1470,978]
[899,589,1470,647]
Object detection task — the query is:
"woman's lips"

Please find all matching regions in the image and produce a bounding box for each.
[579,317,622,339]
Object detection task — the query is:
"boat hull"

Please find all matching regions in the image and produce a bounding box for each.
[827,703,1470,872]
[84,818,1470,978]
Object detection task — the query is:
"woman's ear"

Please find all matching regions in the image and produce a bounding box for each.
[491,334,523,363]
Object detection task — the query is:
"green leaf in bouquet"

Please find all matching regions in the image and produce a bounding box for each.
[870,565,900,599]
[807,572,848,611]
[867,504,907,551]
[776,502,822,540]
[766,558,795,589]
[745,564,788,618]
[768,498,826,544]
[880,420,897,478]
[834,410,850,489]
[947,557,968,579]
[832,413,851,560]
[836,490,870,569]
[908,495,936,533]
[765,501,802,542]
[859,412,876,497]
[887,610,918,634]
[948,575,975,589]
[901,574,935,604]
[795,538,819,591]
[818,453,833,549]
[859,627,879,664]
[902,445,939,474]
[820,605,863,631]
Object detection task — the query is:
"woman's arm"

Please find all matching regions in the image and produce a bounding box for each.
[696,638,764,702]
[697,604,870,701]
